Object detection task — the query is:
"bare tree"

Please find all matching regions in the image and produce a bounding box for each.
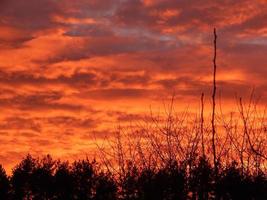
[200,93,205,157]
[211,28,217,172]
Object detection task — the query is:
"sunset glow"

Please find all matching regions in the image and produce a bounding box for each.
[0,0,267,172]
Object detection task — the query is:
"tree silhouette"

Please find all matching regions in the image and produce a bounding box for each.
[0,154,266,199]
[120,161,140,200]
[31,155,55,200]
[54,161,74,200]
[94,172,117,200]
[0,164,9,199]
[11,154,37,199]
[216,162,267,200]
[71,159,95,200]
[189,157,213,200]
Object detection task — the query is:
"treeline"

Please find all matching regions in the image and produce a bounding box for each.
[0,154,266,200]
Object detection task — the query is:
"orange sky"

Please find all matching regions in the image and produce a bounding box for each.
[0,0,267,171]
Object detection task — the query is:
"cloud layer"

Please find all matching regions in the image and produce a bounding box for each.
[0,0,266,171]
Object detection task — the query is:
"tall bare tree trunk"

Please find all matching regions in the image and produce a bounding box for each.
[201,93,205,157]
[212,28,217,173]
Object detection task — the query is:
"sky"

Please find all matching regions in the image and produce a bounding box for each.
[0,0,267,171]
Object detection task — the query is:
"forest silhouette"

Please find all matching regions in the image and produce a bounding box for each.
[0,154,266,199]
[0,30,266,199]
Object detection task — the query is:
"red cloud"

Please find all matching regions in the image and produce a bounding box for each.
[0,0,267,173]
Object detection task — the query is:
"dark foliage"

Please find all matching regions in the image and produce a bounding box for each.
[0,155,266,200]
[0,165,9,199]
[216,162,267,200]
[54,161,74,200]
